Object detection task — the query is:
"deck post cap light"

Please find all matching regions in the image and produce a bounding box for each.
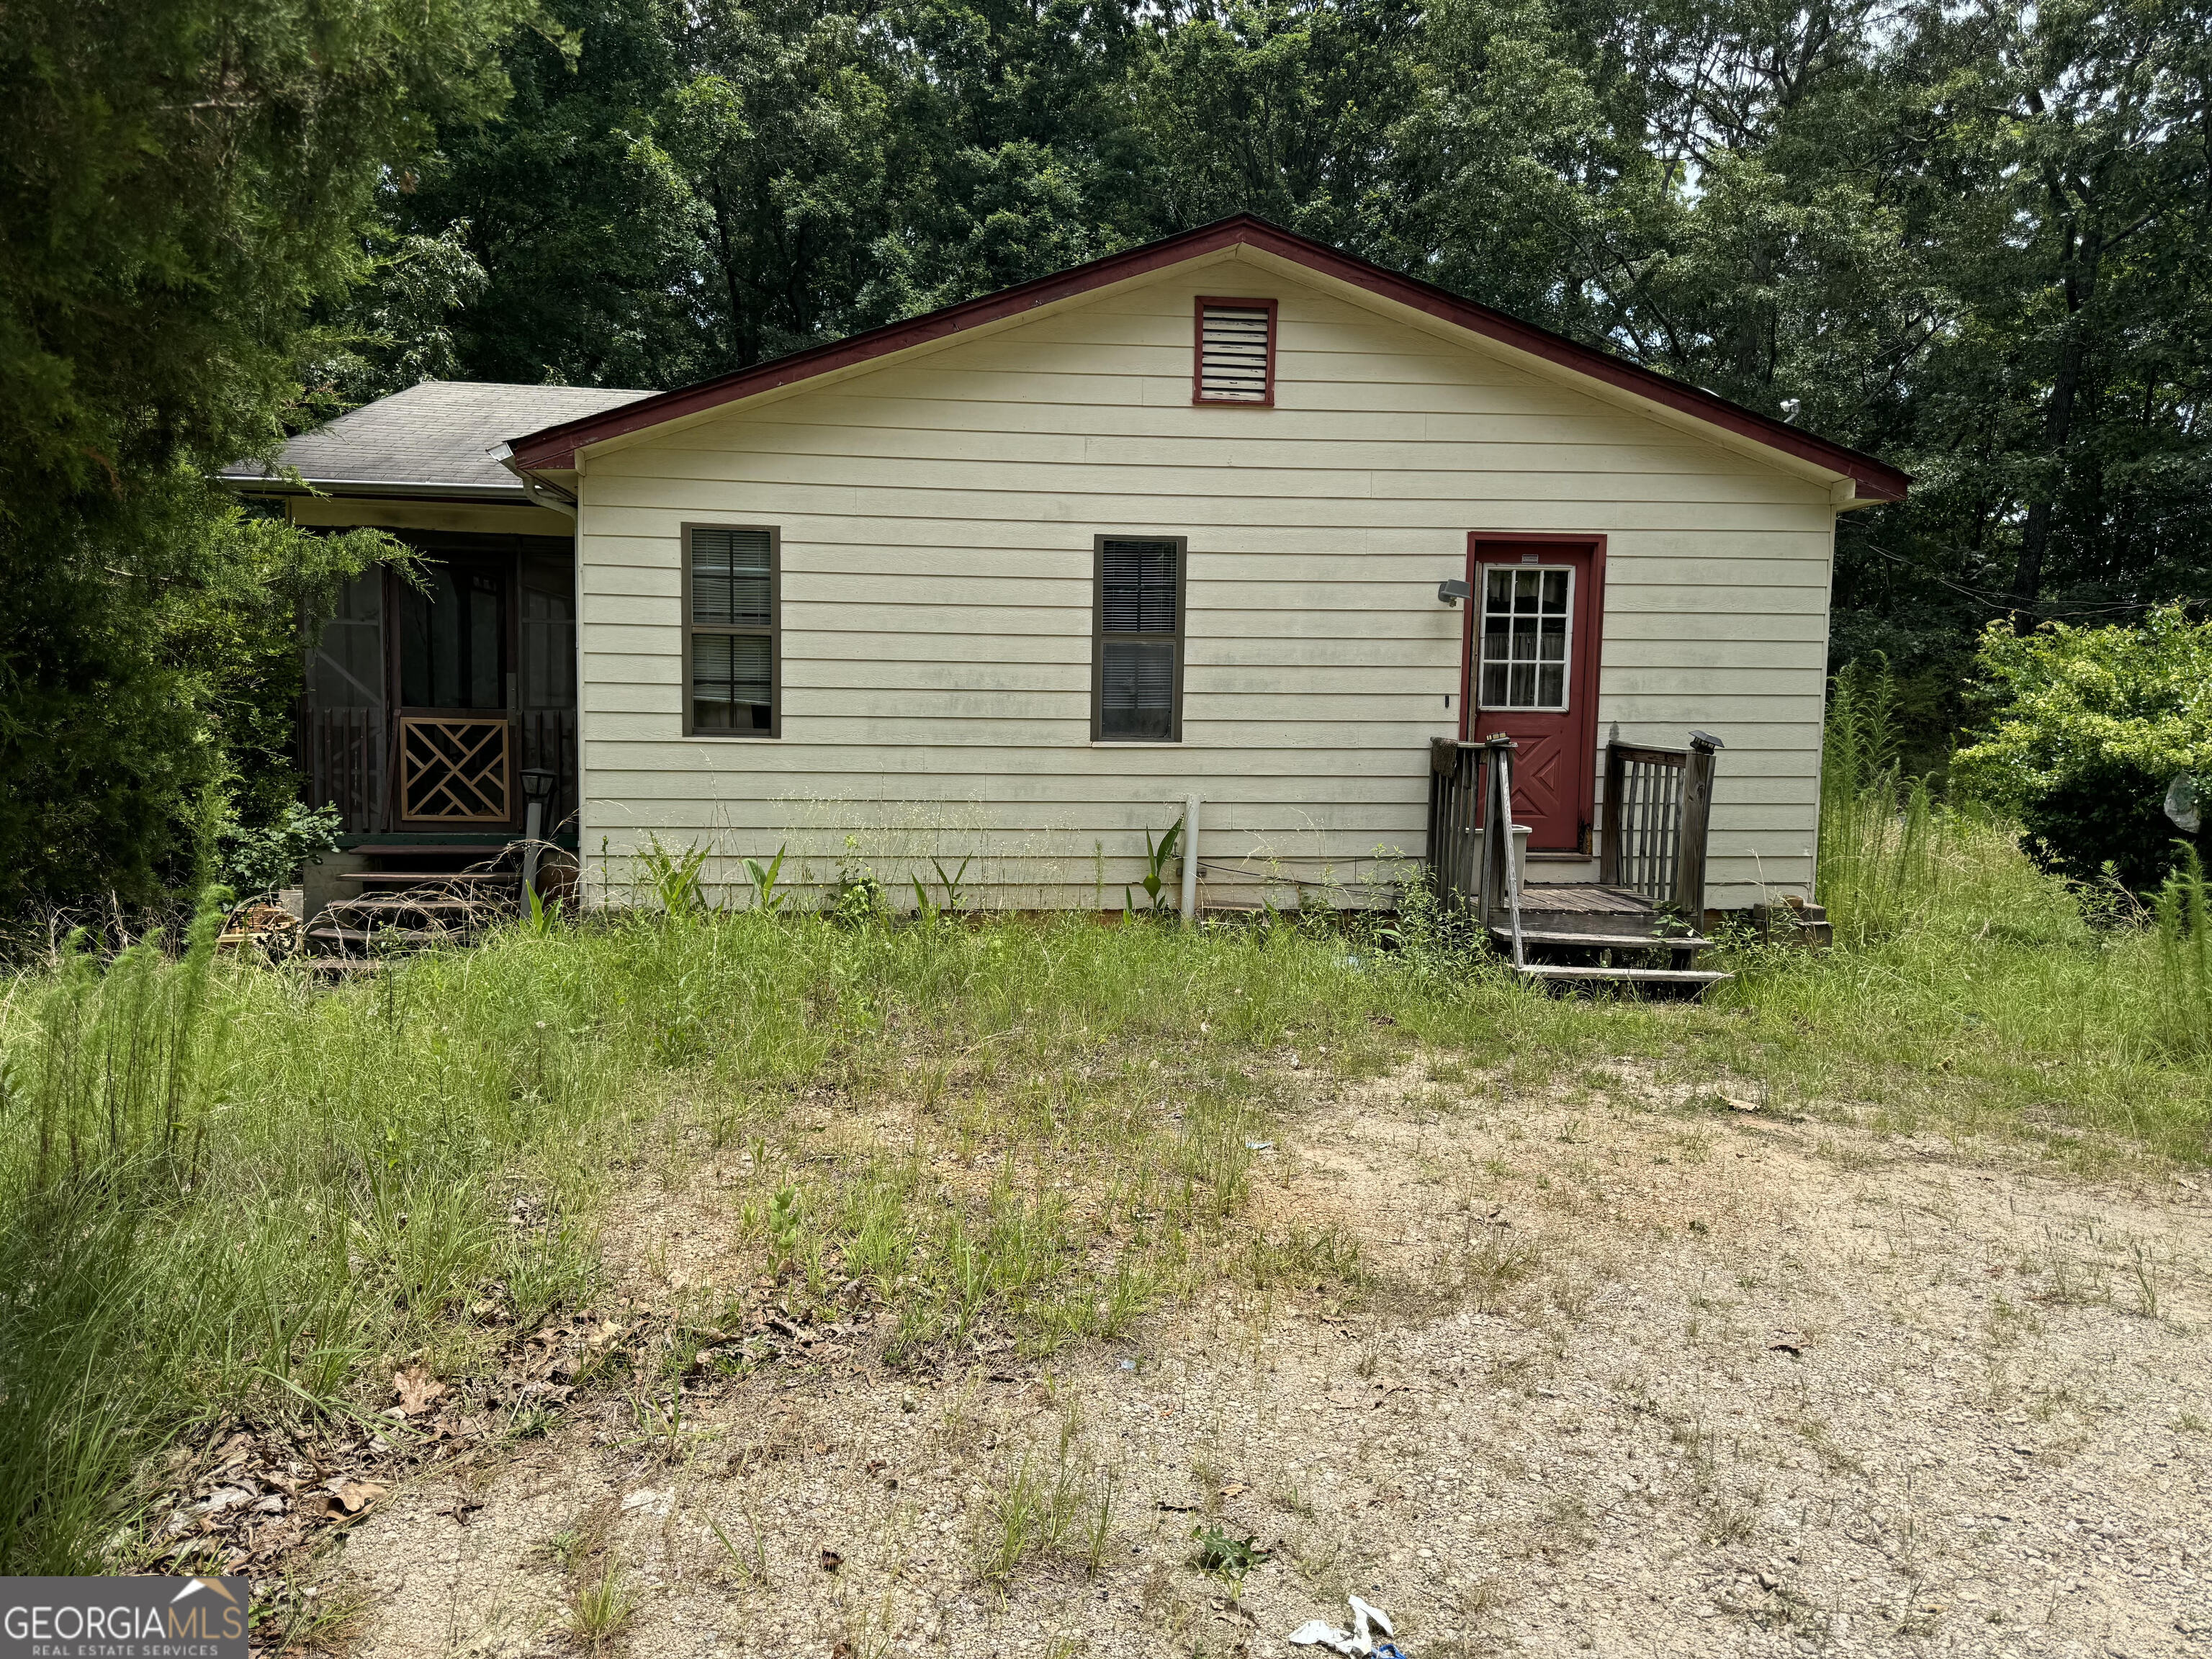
[521,767,559,803]
[1689,729,1725,752]
[1437,578,1473,606]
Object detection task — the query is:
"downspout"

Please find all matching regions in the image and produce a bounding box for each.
[1180,796,1201,925]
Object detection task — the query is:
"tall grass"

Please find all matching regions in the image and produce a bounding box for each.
[3,755,2208,1571]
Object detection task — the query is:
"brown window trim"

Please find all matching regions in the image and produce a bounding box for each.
[680,521,782,739]
[1191,297,1279,407]
[1091,533,1187,743]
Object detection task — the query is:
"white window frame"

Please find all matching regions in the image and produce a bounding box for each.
[1475,562,1575,713]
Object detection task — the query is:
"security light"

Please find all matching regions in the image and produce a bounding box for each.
[1437,579,1473,606]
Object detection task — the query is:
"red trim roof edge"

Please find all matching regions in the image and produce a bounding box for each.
[507,215,1909,502]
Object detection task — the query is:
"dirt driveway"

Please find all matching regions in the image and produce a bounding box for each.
[329,1060,2212,1658]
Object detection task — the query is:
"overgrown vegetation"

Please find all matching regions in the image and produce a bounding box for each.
[4,710,2211,1570]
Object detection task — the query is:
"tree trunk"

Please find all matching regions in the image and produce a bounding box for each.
[2011,214,2098,628]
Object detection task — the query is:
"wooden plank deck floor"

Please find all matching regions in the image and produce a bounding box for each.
[1519,884,1653,915]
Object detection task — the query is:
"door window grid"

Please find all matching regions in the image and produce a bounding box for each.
[1478,565,1573,711]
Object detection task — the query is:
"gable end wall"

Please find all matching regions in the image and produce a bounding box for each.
[574,264,1837,911]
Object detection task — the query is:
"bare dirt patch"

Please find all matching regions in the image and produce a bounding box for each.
[324,1058,2212,1658]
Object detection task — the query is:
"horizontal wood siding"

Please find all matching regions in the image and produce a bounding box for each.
[577,261,1836,909]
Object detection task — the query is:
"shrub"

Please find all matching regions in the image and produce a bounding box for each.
[1951,606,2212,890]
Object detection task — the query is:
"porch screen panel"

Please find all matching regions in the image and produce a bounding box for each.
[686,526,778,736]
[1094,536,1184,742]
[308,570,385,711]
[304,569,386,832]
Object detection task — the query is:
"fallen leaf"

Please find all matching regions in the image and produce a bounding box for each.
[1768,1341,1803,1357]
[1218,1483,1246,1499]
[335,1481,385,1515]
[297,1493,333,1523]
[819,1549,843,1573]
[393,1367,448,1416]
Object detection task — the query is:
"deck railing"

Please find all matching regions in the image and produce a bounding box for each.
[1426,729,1723,922]
[1600,732,1721,917]
[1426,738,1485,907]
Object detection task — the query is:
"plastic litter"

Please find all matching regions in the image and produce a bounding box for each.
[1244,1138,1275,1151]
[1288,1595,1401,1657]
[2167,774,2202,834]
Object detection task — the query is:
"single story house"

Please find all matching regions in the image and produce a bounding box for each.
[225,215,1907,918]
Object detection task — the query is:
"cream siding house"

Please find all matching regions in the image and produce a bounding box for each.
[230,217,1905,925]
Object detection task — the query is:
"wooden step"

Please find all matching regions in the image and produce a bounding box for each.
[341,871,519,885]
[306,925,456,950]
[1493,927,1707,952]
[1516,964,1733,986]
[330,895,495,913]
[352,842,518,855]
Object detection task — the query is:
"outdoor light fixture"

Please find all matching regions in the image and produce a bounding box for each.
[1437,579,1473,606]
[521,767,558,803]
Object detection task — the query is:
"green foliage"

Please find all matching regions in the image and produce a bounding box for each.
[220,802,343,898]
[1124,818,1182,917]
[2150,847,2210,1060]
[0,0,536,912]
[1951,606,2212,889]
[637,837,710,914]
[1187,1523,1270,1595]
[744,845,790,914]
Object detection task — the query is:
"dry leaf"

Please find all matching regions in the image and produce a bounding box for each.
[335,1480,385,1515]
[1218,1483,1246,1498]
[819,1549,843,1573]
[393,1367,447,1416]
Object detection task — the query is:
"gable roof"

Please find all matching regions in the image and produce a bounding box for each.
[225,379,655,500]
[504,215,1907,503]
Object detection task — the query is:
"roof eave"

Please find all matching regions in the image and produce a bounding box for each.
[503,214,1910,503]
[220,474,534,503]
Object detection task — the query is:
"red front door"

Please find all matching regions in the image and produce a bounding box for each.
[1462,537,1603,853]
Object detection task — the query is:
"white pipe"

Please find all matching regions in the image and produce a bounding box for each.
[1180,795,1202,924]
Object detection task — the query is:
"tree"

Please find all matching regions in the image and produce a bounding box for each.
[0,0,540,911]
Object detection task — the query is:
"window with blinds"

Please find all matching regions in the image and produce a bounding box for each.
[1094,535,1184,742]
[685,525,779,736]
[1193,298,1277,405]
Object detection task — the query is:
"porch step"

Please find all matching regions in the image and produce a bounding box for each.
[1516,964,1733,989]
[1493,927,1707,953]
[349,842,521,856]
[306,925,461,951]
[330,896,495,915]
[341,870,520,885]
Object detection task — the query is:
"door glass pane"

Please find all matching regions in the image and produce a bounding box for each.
[400,565,507,710]
[1477,564,1573,710]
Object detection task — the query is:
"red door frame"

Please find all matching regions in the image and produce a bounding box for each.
[1459,532,1608,853]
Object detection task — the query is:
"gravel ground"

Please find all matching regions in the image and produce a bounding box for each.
[331,1059,2212,1658]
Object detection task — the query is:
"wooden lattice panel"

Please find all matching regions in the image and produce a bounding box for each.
[398,716,511,823]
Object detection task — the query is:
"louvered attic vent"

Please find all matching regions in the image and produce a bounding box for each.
[1194,298,1277,405]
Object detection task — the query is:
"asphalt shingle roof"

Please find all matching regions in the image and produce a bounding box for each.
[222,380,655,497]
